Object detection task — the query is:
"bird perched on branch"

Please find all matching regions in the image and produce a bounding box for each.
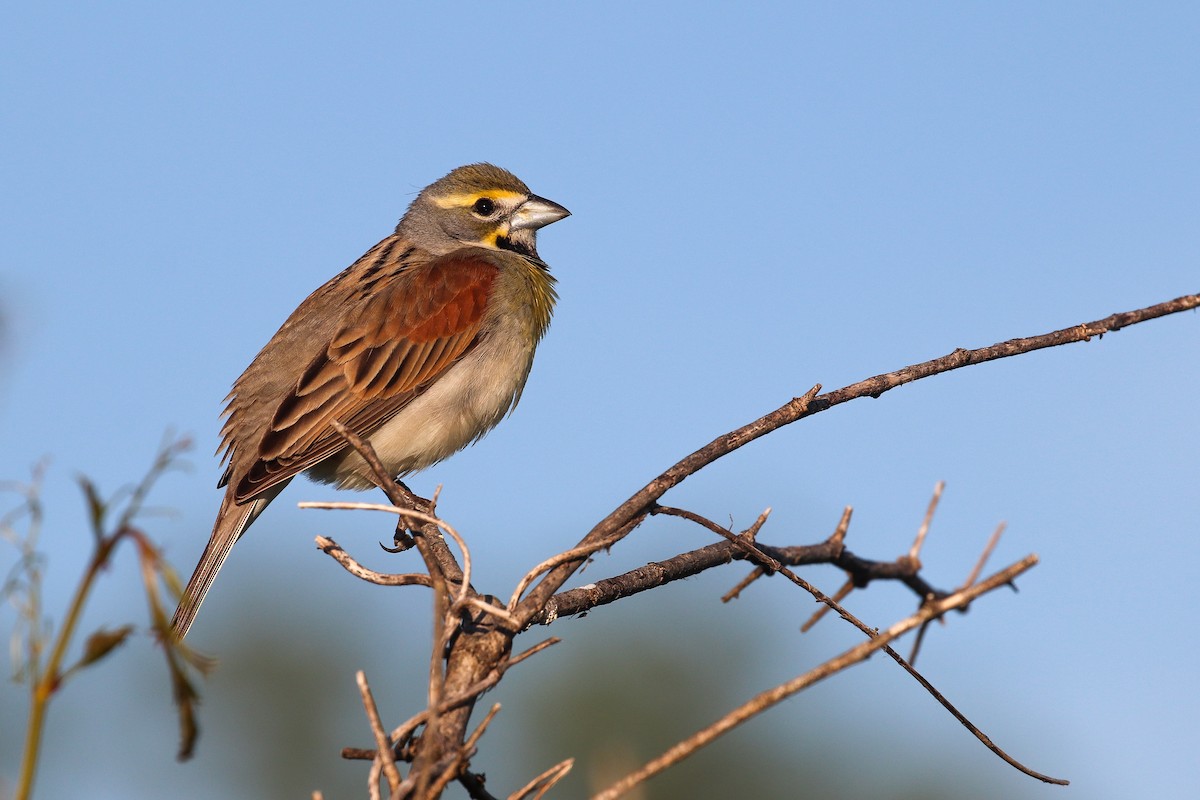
[171,164,569,638]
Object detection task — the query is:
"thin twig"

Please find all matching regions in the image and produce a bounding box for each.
[509,759,575,800]
[302,501,471,590]
[315,536,432,587]
[800,578,854,633]
[652,505,780,569]
[433,515,474,613]
[329,421,422,510]
[507,637,560,668]
[962,522,1006,590]
[909,481,944,560]
[910,520,1009,664]
[343,640,561,763]
[507,531,634,612]
[878,624,1065,785]
[593,556,1051,800]
[829,505,852,546]
[301,500,432,518]
[325,423,464,586]
[721,566,765,602]
[369,760,383,800]
[357,670,402,793]
[463,703,501,754]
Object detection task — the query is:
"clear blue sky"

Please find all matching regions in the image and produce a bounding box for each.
[2,3,1197,799]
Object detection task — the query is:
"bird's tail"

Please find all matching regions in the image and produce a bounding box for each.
[170,481,288,639]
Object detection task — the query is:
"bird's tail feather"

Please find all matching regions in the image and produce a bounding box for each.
[170,481,288,639]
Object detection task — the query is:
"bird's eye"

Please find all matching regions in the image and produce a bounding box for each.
[473,197,495,216]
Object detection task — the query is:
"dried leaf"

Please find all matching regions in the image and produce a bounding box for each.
[171,652,202,760]
[75,475,106,540]
[79,625,134,667]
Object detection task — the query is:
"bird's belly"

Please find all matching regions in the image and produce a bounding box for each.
[306,328,536,490]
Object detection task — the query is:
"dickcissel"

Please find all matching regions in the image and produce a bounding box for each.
[171,163,569,638]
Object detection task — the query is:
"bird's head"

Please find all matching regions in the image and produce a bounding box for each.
[399,163,570,259]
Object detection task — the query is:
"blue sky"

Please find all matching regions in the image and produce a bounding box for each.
[2,3,1197,798]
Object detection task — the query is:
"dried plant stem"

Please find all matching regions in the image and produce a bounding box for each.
[16,535,115,800]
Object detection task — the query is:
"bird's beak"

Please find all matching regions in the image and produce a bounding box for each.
[511,194,571,231]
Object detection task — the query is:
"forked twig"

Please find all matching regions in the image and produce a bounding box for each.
[508,531,633,612]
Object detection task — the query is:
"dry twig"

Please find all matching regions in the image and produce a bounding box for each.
[357,670,402,794]
[516,294,1200,624]
[508,759,575,800]
[314,535,432,587]
[593,556,1052,800]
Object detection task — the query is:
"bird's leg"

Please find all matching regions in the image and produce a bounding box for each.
[383,478,431,552]
[386,520,415,553]
[395,478,432,509]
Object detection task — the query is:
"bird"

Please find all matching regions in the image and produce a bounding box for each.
[170,163,569,639]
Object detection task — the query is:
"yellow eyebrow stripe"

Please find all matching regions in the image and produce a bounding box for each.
[432,190,525,209]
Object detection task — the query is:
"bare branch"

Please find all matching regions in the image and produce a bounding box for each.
[342,640,561,763]
[879,623,1065,785]
[528,504,932,626]
[516,293,1199,625]
[507,531,633,612]
[325,423,463,585]
[315,536,432,587]
[301,502,470,596]
[329,421,422,511]
[318,294,1196,796]
[720,565,764,603]
[909,480,944,560]
[508,759,575,800]
[962,522,1006,590]
[464,703,501,755]
[593,555,1052,800]
[356,670,402,793]
[800,578,854,633]
[910,520,1010,664]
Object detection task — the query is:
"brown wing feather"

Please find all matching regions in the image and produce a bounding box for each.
[233,252,500,502]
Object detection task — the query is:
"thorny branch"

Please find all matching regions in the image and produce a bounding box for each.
[301,293,1195,798]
